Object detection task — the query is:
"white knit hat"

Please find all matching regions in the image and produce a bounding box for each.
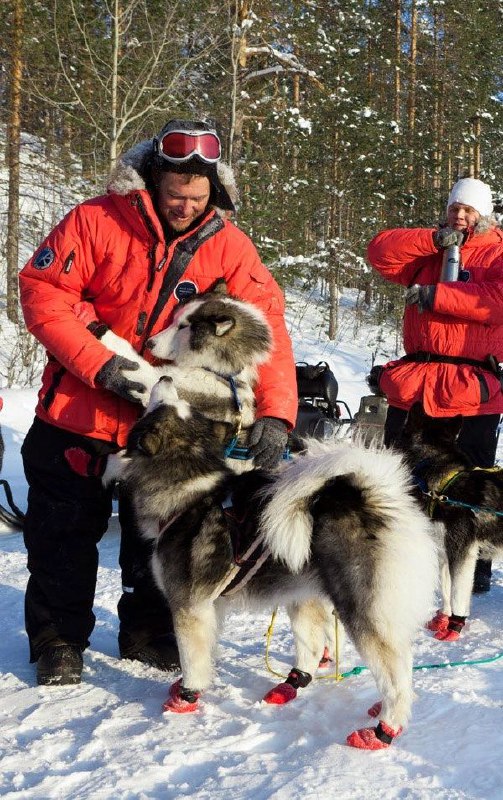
[447,178,493,217]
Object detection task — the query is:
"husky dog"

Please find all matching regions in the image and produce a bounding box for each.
[399,403,503,641]
[95,280,272,470]
[97,282,338,661]
[107,378,437,750]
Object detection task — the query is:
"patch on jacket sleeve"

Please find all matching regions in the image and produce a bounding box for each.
[32,247,55,270]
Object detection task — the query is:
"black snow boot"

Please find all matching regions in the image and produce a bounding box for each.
[120,633,180,672]
[37,643,84,686]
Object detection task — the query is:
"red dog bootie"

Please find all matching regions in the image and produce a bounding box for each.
[347,721,402,750]
[426,610,450,632]
[263,682,297,704]
[263,667,312,705]
[367,700,382,718]
[318,646,333,669]
[434,614,466,642]
[163,679,201,713]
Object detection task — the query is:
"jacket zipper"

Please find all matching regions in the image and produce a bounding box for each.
[62,250,75,274]
[134,193,161,291]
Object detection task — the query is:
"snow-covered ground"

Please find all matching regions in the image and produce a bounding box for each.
[1,302,502,799]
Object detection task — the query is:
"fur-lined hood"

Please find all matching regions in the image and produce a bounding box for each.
[438,214,499,236]
[106,139,239,216]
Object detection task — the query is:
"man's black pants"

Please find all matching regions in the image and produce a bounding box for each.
[21,417,172,661]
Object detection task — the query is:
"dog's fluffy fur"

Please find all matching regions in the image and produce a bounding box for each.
[108,379,437,746]
[400,404,503,636]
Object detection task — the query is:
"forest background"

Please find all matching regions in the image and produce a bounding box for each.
[0,0,502,388]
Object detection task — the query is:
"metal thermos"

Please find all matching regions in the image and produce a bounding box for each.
[440,244,460,282]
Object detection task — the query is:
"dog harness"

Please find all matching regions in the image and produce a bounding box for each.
[215,492,271,597]
[412,460,503,518]
[219,372,252,461]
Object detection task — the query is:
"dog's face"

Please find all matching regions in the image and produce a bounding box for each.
[127,377,191,456]
[146,284,272,374]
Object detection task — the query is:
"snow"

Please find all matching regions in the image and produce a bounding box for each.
[1,302,503,799]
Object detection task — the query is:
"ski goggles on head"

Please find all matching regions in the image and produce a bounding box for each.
[155,129,221,164]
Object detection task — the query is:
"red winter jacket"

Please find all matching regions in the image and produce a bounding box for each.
[367,225,503,417]
[19,149,297,446]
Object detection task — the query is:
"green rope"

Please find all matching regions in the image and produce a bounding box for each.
[265,607,503,681]
[340,650,503,679]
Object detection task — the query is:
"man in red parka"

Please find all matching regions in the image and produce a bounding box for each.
[368,177,503,593]
[19,119,298,686]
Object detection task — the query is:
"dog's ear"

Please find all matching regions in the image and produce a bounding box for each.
[208,278,228,296]
[128,425,162,456]
[136,431,162,456]
[444,415,463,442]
[212,315,235,337]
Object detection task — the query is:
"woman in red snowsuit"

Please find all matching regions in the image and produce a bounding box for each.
[368,177,503,592]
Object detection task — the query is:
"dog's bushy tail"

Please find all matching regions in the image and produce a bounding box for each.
[261,439,435,580]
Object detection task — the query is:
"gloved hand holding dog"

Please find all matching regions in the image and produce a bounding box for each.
[433,227,465,249]
[405,284,436,313]
[95,355,148,404]
[248,416,288,469]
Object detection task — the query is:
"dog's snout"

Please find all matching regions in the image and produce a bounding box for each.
[145,338,154,350]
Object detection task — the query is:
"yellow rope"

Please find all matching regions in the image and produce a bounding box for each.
[264,607,344,682]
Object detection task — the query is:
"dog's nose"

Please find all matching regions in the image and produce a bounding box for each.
[145,339,154,350]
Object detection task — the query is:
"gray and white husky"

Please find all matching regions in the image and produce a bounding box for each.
[100,280,270,450]
[106,377,437,750]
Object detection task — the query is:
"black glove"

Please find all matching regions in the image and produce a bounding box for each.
[433,227,465,249]
[95,355,147,404]
[366,365,385,396]
[405,284,436,313]
[248,417,288,469]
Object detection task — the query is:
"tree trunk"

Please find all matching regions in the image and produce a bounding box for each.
[394,0,401,140]
[407,0,417,187]
[109,0,120,167]
[228,0,249,169]
[6,0,24,325]
[328,129,339,341]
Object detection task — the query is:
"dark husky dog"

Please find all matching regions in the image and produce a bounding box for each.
[399,403,503,641]
[106,379,437,750]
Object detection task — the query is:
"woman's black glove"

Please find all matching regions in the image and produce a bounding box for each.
[405,284,436,313]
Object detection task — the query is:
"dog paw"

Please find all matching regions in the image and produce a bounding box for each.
[367,700,382,718]
[263,682,298,704]
[162,679,200,713]
[347,721,402,750]
[426,611,450,632]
